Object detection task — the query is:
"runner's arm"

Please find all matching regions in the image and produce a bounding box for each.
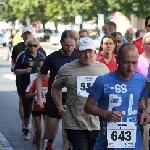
[52,87,67,116]
[25,92,37,99]
[84,95,124,122]
[51,87,62,109]
[145,97,150,112]
[140,97,150,125]
[138,99,145,112]
[36,73,45,107]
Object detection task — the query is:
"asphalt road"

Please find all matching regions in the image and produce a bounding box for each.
[0,43,62,150]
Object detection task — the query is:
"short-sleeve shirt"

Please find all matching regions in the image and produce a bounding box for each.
[12,42,46,81]
[86,71,148,150]
[96,52,117,72]
[26,75,49,111]
[135,54,150,77]
[40,50,78,106]
[14,50,45,89]
[52,60,109,130]
[133,38,144,55]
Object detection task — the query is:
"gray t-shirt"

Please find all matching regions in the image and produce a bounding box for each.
[52,59,109,130]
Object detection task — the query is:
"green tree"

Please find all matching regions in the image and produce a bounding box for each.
[108,0,150,18]
[1,0,149,26]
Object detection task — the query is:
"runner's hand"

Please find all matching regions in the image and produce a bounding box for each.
[140,112,150,126]
[106,111,124,123]
[37,98,44,108]
[26,67,32,73]
[11,66,14,72]
[58,105,67,116]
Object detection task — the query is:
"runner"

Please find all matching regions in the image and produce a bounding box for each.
[98,21,117,51]
[133,16,150,55]
[11,27,46,133]
[135,32,150,150]
[133,29,146,55]
[36,30,78,150]
[14,38,45,140]
[79,29,88,39]
[51,37,109,150]
[84,43,150,150]
[124,28,135,43]
[135,29,146,40]
[111,32,122,55]
[145,16,150,33]
[25,59,48,150]
[96,35,117,71]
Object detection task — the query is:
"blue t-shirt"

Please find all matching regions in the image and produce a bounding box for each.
[86,71,148,150]
[40,50,78,106]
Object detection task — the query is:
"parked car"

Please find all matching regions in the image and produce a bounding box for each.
[35,29,58,42]
[49,33,61,45]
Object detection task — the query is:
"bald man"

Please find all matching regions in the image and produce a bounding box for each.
[125,28,135,43]
[85,43,150,150]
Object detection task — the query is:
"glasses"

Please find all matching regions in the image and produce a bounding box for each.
[29,44,38,48]
[147,24,150,27]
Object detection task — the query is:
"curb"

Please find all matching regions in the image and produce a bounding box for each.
[0,132,14,150]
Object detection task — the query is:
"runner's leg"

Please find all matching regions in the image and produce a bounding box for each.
[62,116,69,150]
[66,129,88,150]
[33,114,42,150]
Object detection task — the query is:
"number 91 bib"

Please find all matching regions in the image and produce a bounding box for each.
[107,122,136,148]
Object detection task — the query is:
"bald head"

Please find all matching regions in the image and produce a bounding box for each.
[126,28,134,33]
[125,28,134,43]
[116,43,139,80]
[117,43,138,58]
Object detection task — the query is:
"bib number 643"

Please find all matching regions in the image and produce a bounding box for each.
[111,130,131,141]
[107,122,136,148]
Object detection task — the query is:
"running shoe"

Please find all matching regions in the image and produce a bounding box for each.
[46,142,54,150]
[24,128,30,140]
[42,138,48,150]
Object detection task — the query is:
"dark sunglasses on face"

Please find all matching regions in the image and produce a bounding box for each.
[147,24,150,27]
[29,44,38,48]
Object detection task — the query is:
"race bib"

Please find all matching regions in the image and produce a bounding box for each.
[77,76,97,97]
[62,87,67,92]
[107,122,136,148]
[30,73,38,82]
[35,87,48,102]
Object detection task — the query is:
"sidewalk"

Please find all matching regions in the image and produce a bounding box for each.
[0,132,14,150]
[0,58,14,150]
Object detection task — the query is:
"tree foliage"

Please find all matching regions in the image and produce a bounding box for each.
[0,0,150,25]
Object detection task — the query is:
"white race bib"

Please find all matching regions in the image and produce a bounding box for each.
[107,122,136,148]
[35,87,48,102]
[62,87,67,92]
[77,76,97,97]
[30,73,38,82]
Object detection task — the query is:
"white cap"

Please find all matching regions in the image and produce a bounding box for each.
[77,37,96,51]
[22,27,32,34]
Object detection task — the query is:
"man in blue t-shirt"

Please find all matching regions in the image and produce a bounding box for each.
[84,43,150,150]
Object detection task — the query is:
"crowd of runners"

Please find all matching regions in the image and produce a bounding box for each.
[9,15,150,150]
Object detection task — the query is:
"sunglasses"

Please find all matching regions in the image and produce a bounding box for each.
[147,24,150,27]
[29,44,38,48]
